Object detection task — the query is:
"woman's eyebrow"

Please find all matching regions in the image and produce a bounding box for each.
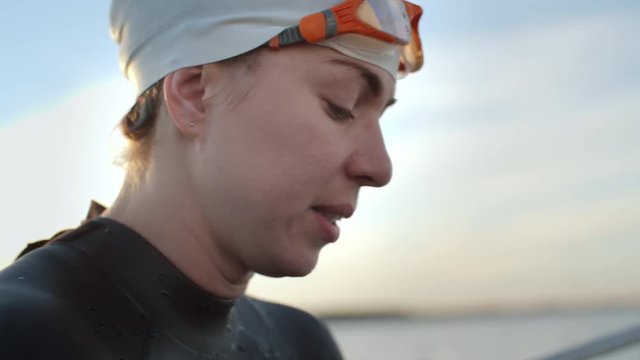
[325,58,394,103]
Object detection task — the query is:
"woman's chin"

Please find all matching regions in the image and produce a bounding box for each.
[256,251,320,278]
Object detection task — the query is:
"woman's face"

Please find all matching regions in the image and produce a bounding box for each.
[191,45,396,277]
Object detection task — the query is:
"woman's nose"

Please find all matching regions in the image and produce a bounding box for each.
[344,122,393,188]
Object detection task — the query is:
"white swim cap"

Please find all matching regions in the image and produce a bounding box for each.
[110,0,403,96]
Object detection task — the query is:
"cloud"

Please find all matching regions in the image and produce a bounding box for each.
[0,78,133,264]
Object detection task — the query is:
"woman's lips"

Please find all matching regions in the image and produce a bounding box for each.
[311,204,355,243]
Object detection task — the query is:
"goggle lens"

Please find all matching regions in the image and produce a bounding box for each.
[357,0,412,44]
[356,0,423,74]
[400,36,422,74]
[270,0,424,75]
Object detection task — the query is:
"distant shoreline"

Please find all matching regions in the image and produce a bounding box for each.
[320,300,640,321]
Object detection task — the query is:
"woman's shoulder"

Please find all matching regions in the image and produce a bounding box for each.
[0,249,91,359]
[0,224,102,304]
[0,226,146,359]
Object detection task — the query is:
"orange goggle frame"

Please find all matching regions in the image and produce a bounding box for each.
[269,0,424,75]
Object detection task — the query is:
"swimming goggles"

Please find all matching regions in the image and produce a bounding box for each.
[268,0,424,75]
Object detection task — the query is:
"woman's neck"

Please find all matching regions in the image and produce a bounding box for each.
[103,177,253,299]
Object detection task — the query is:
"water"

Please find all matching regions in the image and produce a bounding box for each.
[326,308,640,360]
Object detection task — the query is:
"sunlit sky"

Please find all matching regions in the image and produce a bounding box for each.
[1,1,639,315]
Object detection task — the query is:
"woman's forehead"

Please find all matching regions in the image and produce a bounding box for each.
[259,45,396,100]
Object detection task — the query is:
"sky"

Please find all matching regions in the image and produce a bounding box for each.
[1,1,639,315]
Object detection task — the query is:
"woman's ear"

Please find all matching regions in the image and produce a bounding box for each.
[163,66,207,135]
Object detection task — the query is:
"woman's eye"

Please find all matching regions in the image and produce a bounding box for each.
[324,101,355,122]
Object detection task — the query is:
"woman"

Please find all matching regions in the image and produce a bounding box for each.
[0,0,423,358]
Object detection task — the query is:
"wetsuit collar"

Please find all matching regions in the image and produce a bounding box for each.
[63,217,237,346]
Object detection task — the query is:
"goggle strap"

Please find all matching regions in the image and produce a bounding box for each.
[278,26,304,46]
[323,10,338,38]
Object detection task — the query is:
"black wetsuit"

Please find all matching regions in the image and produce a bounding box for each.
[0,217,343,359]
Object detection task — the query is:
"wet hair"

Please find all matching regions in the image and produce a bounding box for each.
[117,49,263,182]
[118,79,164,181]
